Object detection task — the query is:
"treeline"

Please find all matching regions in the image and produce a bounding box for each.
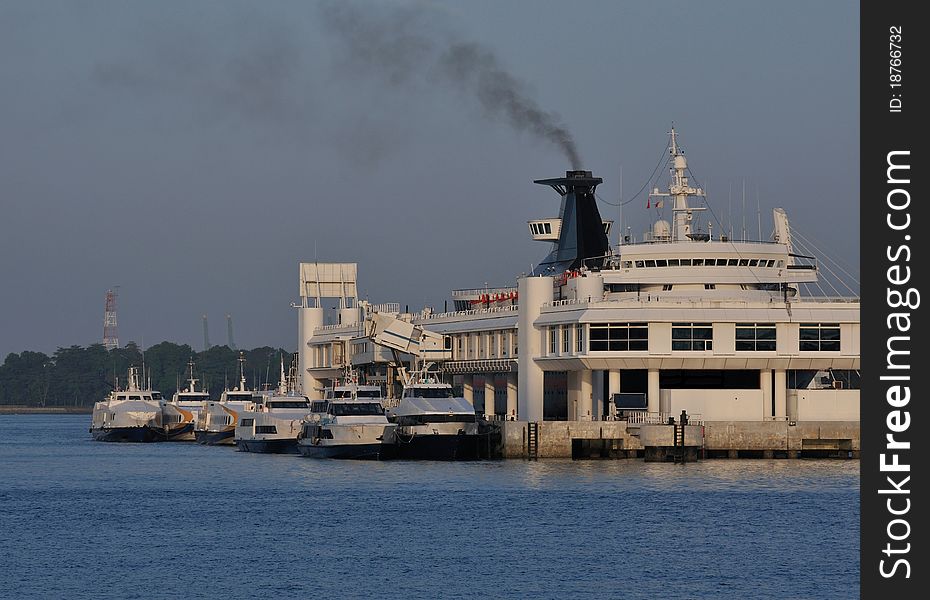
[0,343,294,407]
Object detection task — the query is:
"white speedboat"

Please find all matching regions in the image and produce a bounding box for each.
[164,360,210,442]
[235,357,310,453]
[384,370,483,460]
[90,367,167,443]
[195,352,256,445]
[298,374,392,460]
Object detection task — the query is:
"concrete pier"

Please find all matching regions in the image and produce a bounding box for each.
[495,419,860,459]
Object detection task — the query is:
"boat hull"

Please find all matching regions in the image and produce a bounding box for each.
[386,433,482,461]
[236,439,298,454]
[195,429,235,446]
[297,442,383,460]
[165,423,196,442]
[91,426,166,443]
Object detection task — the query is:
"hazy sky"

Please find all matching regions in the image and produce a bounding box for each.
[0,1,859,358]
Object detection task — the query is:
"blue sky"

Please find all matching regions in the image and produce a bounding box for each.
[0,1,858,357]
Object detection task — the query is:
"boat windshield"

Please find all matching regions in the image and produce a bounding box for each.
[152,393,162,400]
[405,387,455,399]
[329,403,384,416]
[225,393,253,401]
[356,390,383,398]
[267,400,309,409]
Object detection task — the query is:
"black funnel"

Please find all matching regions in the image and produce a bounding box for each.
[532,170,609,275]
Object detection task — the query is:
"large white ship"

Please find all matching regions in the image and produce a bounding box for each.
[296,129,860,458]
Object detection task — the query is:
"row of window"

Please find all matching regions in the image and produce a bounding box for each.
[454,330,518,360]
[547,322,842,354]
[621,257,784,269]
[529,222,553,235]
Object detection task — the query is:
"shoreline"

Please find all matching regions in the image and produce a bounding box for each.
[0,406,92,415]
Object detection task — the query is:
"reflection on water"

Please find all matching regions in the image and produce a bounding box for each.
[0,415,858,599]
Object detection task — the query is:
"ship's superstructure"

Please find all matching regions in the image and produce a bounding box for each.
[298,129,859,446]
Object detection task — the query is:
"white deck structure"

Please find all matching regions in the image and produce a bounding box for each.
[298,130,859,436]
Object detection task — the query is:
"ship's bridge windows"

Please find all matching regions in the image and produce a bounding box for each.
[662,285,673,291]
[311,401,329,413]
[738,259,749,266]
[589,323,648,352]
[735,323,777,351]
[562,327,570,353]
[692,259,704,266]
[129,395,141,400]
[668,259,680,267]
[672,323,713,351]
[748,259,759,267]
[330,402,384,416]
[152,393,162,400]
[645,259,656,268]
[799,323,841,351]
[239,418,254,427]
[255,425,277,434]
[544,222,552,234]
[404,387,455,399]
[267,400,310,409]
[680,259,691,266]
[727,259,738,266]
[655,259,667,267]
[704,284,716,290]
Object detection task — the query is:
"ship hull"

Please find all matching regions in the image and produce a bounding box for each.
[236,439,298,454]
[165,423,195,442]
[297,442,383,460]
[91,426,166,443]
[195,430,235,446]
[386,433,482,461]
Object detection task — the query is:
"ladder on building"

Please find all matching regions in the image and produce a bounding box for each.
[672,423,685,463]
[527,421,539,460]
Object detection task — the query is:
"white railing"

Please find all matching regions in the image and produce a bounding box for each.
[452,286,518,298]
[625,412,704,426]
[417,305,519,321]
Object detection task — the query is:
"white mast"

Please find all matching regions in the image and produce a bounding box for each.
[649,127,706,241]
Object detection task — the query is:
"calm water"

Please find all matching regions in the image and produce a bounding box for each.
[0,415,858,599]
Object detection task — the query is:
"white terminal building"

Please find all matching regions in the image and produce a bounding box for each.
[296,130,860,457]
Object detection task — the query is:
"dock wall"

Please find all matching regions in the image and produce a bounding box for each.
[498,419,860,459]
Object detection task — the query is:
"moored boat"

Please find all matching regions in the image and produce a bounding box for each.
[164,359,209,441]
[90,366,167,443]
[298,372,392,459]
[235,356,310,453]
[195,352,256,445]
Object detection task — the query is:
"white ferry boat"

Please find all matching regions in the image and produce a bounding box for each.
[195,352,256,445]
[383,370,482,461]
[235,357,310,454]
[297,371,391,459]
[90,367,167,443]
[164,359,209,441]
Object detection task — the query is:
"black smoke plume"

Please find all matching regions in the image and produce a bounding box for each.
[320,2,582,168]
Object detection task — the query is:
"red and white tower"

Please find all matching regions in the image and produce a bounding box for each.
[103,288,119,351]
